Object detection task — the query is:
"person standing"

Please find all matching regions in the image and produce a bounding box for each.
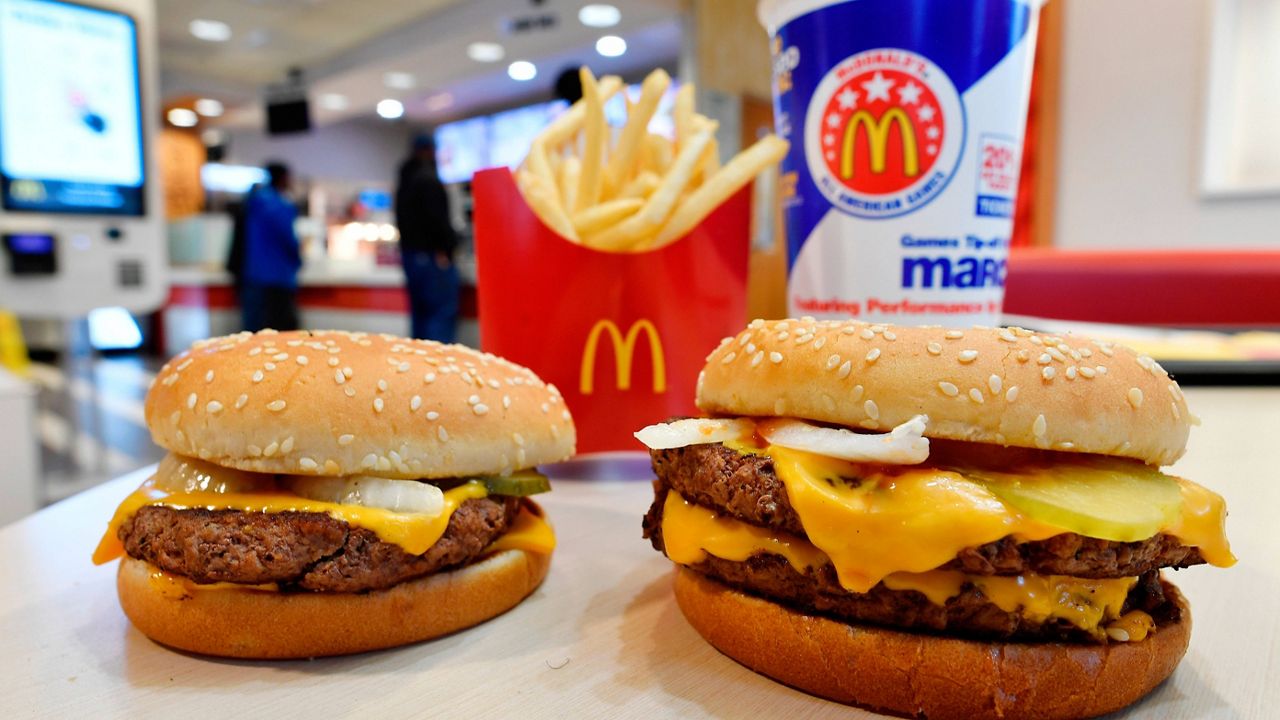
[395,134,459,342]
[241,162,302,331]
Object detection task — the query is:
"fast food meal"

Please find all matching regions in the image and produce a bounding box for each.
[637,319,1234,719]
[93,330,575,658]
[517,67,788,252]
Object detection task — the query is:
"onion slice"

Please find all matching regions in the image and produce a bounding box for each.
[757,415,930,464]
[634,418,757,450]
[282,475,445,515]
[154,454,269,494]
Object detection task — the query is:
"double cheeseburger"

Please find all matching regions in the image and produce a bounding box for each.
[638,320,1233,719]
[94,330,575,658]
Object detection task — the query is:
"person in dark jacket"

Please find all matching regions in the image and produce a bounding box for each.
[241,162,302,331]
[395,134,459,342]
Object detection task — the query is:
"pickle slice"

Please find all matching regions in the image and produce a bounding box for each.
[476,470,552,497]
[964,458,1182,542]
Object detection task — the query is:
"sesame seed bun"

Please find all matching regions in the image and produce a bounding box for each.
[117,548,550,659]
[146,330,576,478]
[697,320,1193,465]
[674,568,1191,719]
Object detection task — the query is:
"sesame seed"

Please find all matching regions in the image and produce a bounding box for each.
[373,398,384,413]
[999,329,1017,343]
[263,441,279,457]
[1097,366,1108,375]
[938,381,959,397]
[988,375,1002,394]
[841,326,856,335]
[865,348,881,362]
[926,342,942,356]
[1006,386,1020,402]
[1127,387,1144,408]
[883,330,897,341]
[860,328,875,340]
[1057,442,1075,450]
[1079,367,1096,378]
[267,400,286,412]
[746,343,757,354]
[248,444,262,457]
[343,367,353,378]
[1171,402,1181,420]
[813,337,827,349]
[777,331,789,341]
[287,340,302,347]
[161,374,178,387]
[205,370,215,383]
[377,379,388,392]
[837,360,852,379]
[170,411,180,425]
[769,352,783,364]
[738,334,751,347]
[361,454,378,469]
[437,426,449,442]
[468,394,480,405]
[474,403,490,416]
[426,411,440,421]
[296,355,309,366]
[338,434,354,446]
[1029,336,1044,346]
[851,384,864,402]
[1099,345,1115,357]
[864,399,880,420]
[1042,367,1056,380]
[1047,347,1067,362]
[541,403,550,414]
[411,395,422,411]
[249,347,262,357]
[968,388,985,404]
[176,359,193,371]
[1066,366,1078,380]
[1016,350,1030,363]
[859,419,879,430]
[296,457,317,471]
[503,395,511,409]
[750,352,764,368]
[721,352,737,364]
[264,362,276,371]
[397,362,410,373]
[1107,628,1131,643]
[344,387,356,397]
[186,393,197,409]
[795,334,813,345]
[826,354,841,370]
[206,400,223,414]
[235,394,248,409]
[424,373,437,383]
[335,370,345,384]
[957,350,978,363]
[328,357,340,367]
[1037,353,1052,365]
[1033,414,1047,437]
[272,353,288,361]
[945,330,964,340]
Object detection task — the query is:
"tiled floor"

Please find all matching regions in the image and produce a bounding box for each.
[29,355,166,504]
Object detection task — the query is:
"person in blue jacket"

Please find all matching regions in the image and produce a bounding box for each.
[240,162,302,331]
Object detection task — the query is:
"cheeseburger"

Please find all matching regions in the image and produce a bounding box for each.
[94,330,575,658]
[638,320,1233,719]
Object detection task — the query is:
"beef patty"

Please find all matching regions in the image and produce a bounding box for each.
[644,486,1181,643]
[120,496,520,593]
[651,442,1205,578]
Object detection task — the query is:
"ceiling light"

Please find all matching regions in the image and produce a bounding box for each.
[189,19,231,42]
[383,72,415,89]
[424,93,454,112]
[467,41,505,63]
[194,98,223,117]
[376,99,404,119]
[201,129,225,146]
[318,93,349,111]
[167,108,198,127]
[595,35,626,57]
[578,4,620,28]
[507,60,537,82]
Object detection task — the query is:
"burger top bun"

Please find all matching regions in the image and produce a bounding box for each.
[697,319,1194,466]
[146,330,576,478]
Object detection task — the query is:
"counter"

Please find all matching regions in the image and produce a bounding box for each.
[1,387,1274,718]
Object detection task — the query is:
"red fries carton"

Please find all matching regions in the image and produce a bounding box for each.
[473,168,751,454]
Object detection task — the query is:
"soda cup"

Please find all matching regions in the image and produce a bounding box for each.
[759,0,1041,325]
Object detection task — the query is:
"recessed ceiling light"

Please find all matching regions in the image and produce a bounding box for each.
[189,19,231,42]
[194,98,223,117]
[424,93,454,112]
[467,41,505,63]
[318,93,349,111]
[595,35,626,58]
[507,60,537,82]
[167,108,198,127]
[578,4,620,28]
[376,99,405,119]
[383,72,415,89]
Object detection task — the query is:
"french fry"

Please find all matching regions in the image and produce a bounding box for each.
[525,140,561,209]
[617,171,661,200]
[587,122,717,252]
[572,198,643,236]
[558,156,581,216]
[673,83,695,154]
[575,67,606,212]
[539,75,624,149]
[640,133,674,176]
[516,168,578,242]
[653,134,789,247]
[605,69,670,190]
[692,114,721,185]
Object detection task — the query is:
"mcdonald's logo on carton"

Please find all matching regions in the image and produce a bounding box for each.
[579,319,667,395]
[804,47,965,219]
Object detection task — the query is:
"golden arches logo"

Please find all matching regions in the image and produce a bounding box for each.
[840,108,919,179]
[579,319,667,395]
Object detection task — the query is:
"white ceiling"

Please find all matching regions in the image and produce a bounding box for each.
[158,0,685,128]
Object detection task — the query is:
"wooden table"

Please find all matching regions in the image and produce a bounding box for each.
[2,387,1275,718]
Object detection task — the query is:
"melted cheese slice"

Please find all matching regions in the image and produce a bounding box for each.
[94,477,489,564]
[722,442,1234,593]
[661,489,1137,635]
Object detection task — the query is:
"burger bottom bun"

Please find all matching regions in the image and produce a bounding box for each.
[673,568,1191,720]
[118,549,551,659]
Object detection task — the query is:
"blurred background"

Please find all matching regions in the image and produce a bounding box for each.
[1,0,1278,519]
